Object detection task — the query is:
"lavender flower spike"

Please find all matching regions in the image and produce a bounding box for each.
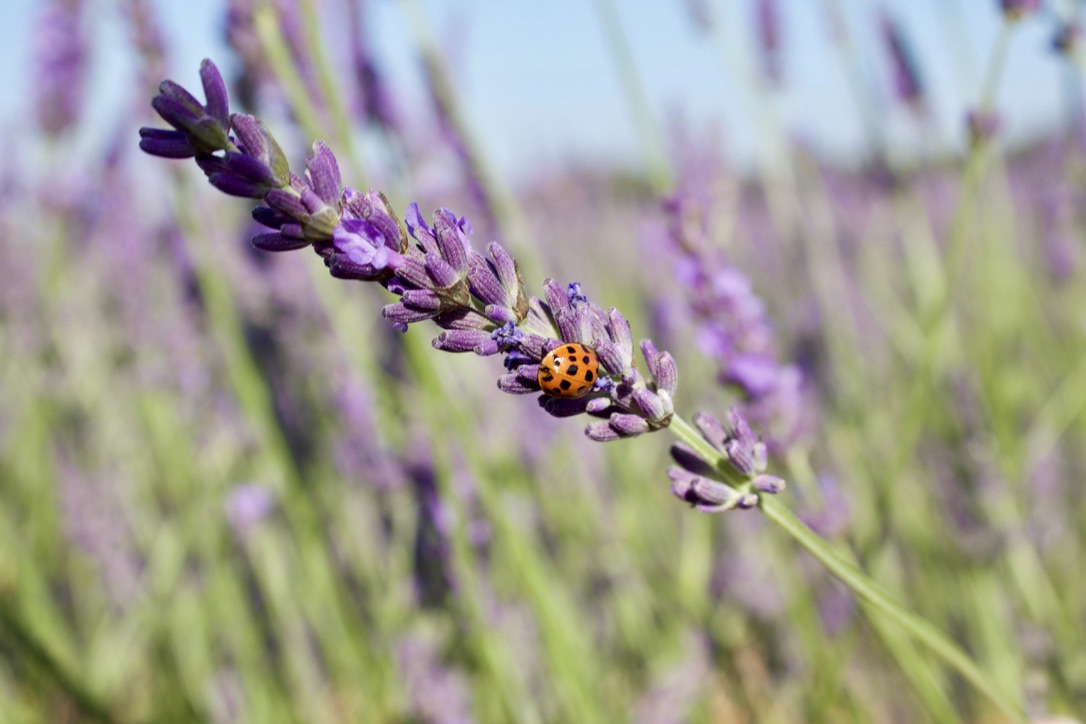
[140,61,679,445]
[667,408,785,513]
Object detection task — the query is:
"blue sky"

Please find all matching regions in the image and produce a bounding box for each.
[0,0,1074,182]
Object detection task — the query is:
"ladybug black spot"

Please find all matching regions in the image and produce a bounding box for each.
[584,370,594,382]
[565,345,577,354]
[567,364,580,376]
[559,380,573,391]
[581,355,591,364]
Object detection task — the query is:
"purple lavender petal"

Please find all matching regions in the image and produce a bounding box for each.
[484,305,518,325]
[653,352,679,396]
[467,254,508,308]
[585,421,623,442]
[230,112,266,156]
[402,289,443,311]
[640,339,661,378]
[137,128,197,158]
[724,439,757,478]
[390,257,432,289]
[592,339,627,378]
[542,278,571,315]
[156,80,204,116]
[433,208,471,274]
[424,252,460,289]
[251,205,292,229]
[632,388,668,422]
[206,171,272,199]
[487,241,519,295]
[554,309,580,345]
[670,444,716,477]
[692,412,728,452]
[199,58,230,128]
[383,304,434,326]
[251,232,310,252]
[305,141,342,205]
[264,189,309,221]
[432,328,492,352]
[753,475,786,494]
[405,202,439,254]
[606,308,634,357]
[433,308,492,331]
[585,397,612,415]
[607,414,650,439]
[474,338,501,356]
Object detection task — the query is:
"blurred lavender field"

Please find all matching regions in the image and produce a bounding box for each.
[2,0,1086,721]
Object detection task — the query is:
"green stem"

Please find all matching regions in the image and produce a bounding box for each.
[667,414,1026,722]
[0,599,118,723]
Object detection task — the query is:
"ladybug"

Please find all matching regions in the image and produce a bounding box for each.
[538,343,599,398]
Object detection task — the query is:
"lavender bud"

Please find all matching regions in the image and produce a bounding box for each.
[753,474,786,494]
[692,411,729,454]
[305,141,343,206]
[230,113,290,186]
[432,328,492,353]
[252,232,310,252]
[653,352,679,397]
[632,388,671,425]
[670,443,717,478]
[137,127,197,158]
[668,468,742,513]
[585,414,650,441]
[724,438,757,478]
[737,493,760,509]
[197,56,229,124]
[593,339,629,378]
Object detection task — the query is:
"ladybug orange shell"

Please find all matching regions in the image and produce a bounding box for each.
[538,343,599,398]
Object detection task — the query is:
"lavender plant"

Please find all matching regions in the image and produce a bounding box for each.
[138,58,1027,722]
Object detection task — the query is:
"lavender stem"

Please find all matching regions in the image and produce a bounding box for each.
[667,414,1026,722]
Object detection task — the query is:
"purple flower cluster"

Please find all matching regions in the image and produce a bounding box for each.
[668,410,785,513]
[661,184,811,455]
[140,59,677,441]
